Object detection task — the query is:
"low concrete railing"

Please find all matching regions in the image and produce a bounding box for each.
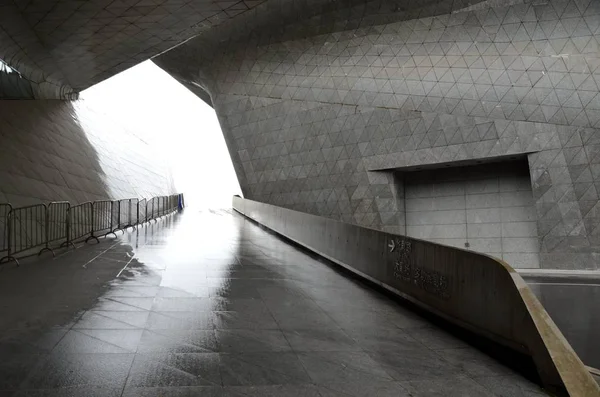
[233,196,599,397]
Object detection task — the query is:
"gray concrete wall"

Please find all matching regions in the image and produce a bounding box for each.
[156,0,600,269]
[0,100,175,208]
[403,161,540,268]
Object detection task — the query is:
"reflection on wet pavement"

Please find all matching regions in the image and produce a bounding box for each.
[0,209,547,396]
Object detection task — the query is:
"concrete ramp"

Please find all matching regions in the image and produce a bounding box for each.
[233,196,600,396]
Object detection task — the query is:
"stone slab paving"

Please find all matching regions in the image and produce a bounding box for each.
[0,210,547,396]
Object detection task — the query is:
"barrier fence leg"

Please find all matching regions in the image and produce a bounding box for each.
[0,214,19,266]
[105,201,118,239]
[129,199,135,230]
[113,201,124,234]
[85,203,100,244]
[38,209,55,257]
[60,207,77,250]
[0,251,18,265]
[137,202,143,229]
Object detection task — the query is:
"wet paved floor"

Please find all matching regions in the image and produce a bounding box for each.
[0,209,547,396]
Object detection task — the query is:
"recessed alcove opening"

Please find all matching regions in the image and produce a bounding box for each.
[395,156,540,268]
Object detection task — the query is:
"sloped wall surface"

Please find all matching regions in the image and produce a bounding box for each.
[156,0,600,269]
[0,100,175,207]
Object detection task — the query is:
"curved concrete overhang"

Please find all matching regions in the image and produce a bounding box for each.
[233,195,600,396]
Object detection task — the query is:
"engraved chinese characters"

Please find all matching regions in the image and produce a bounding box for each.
[389,237,450,299]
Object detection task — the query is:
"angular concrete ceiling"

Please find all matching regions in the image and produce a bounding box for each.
[0,0,267,98]
[152,0,486,106]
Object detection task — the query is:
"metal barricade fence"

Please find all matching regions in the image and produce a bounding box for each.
[0,204,13,264]
[41,201,70,256]
[0,193,182,263]
[69,202,93,243]
[146,198,154,222]
[116,198,136,231]
[158,196,164,217]
[148,197,160,222]
[129,198,139,227]
[4,204,47,264]
[91,200,117,242]
[149,197,157,220]
[111,200,120,233]
[159,196,165,217]
[161,196,167,217]
[170,195,177,212]
[138,198,147,224]
[113,199,128,232]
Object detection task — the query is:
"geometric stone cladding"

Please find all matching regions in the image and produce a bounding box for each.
[0,0,271,98]
[0,100,176,208]
[156,0,600,269]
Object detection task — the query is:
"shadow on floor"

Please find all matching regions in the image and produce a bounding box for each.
[0,237,131,345]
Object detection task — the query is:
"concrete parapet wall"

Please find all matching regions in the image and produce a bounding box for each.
[233,195,600,396]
